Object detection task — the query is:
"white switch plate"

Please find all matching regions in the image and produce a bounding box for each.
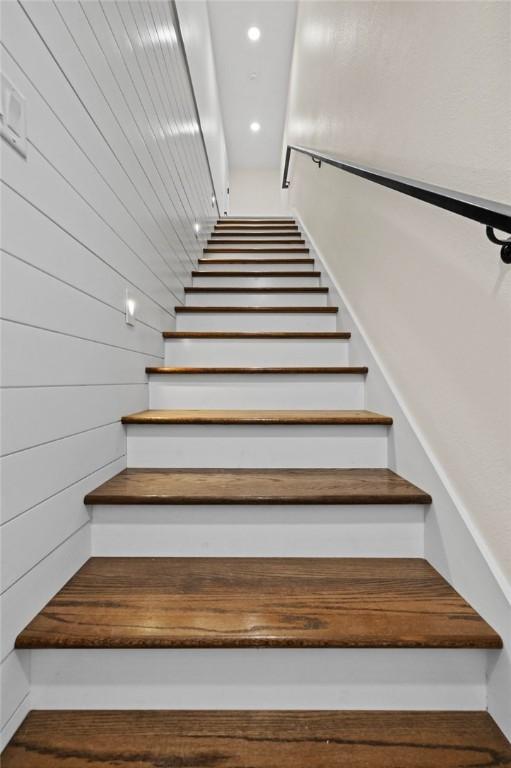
[1,73,27,158]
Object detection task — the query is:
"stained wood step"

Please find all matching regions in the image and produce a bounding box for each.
[145,366,366,374]
[211,230,302,236]
[193,270,321,277]
[198,258,314,265]
[162,331,350,338]
[121,409,391,425]
[218,218,295,223]
[15,557,501,649]
[204,248,310,254]
[184,287,328,294]
[175,306,338,313]
[5,710,510,768]
[215,224,299,230]
[208,239,306,245]
[85,468,430,505]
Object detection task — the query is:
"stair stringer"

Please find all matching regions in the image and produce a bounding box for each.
[293,209,511,739]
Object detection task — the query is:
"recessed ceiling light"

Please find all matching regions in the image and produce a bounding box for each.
[250,122,261,133]
[247,26,261,41]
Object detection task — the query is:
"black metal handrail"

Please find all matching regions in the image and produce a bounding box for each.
[282,144,511,262]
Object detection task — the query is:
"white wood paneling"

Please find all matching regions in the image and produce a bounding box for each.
[1,384,145,456]
[1,422,125,524]
[1,0,218,741]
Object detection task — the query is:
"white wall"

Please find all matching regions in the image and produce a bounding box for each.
[0,0,218,745]
[229,169,290,216]
[285,1,511,588]
[176,0,229,215]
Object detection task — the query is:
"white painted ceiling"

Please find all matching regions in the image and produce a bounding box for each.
[207,0,297,170]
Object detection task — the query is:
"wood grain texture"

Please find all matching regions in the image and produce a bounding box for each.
[208,239,306,245]
[211,229,301,234]
[84,468,431,505]
[174,306,338,314]
[145,366,367,374]
[192,271,321,277]
[15,557,501,649]
[214,224,299,230]
[217,218,296,223]
[120,409,392,425]
[198,258,314,265]
[204,248,310,254]
[184,287,328,293]
[163,332,350,339]
[4,710,511,767]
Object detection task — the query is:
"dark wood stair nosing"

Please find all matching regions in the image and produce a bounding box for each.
[175,306,338,313]
[192,270,321,277]
[204,248,310,254]
[121,409,392,426]
[208,240,306,245]
[184,286,328,294]
[145,366,368,374]
[162,331,351,339]
[198,258,314,265]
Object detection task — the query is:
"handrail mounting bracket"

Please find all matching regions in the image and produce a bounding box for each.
[486,227,511,264]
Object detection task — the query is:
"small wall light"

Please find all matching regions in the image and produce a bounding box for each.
[247,27,261,41]
[125,290,136,326]
[250,121,261,133]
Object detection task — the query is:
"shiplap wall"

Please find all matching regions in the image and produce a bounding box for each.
[0,0,218,744]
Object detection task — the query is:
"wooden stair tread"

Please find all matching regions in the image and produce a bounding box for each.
[192,270,321,277]
[198,258,314,264]
[184,286,328,293]
[84,468,430,505]
[121,409,392,425]
[162,331,350,338]
[145,366,367,374]
[204,248,310,253]
[15,557,501,649]
[5,710,510,768]
[215,224,298,230]
[208,239,306,244]
[175,306,338,313]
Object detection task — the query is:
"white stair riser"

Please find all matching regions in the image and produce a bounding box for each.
[91,504,424,557]
[126,424,387,468]
[185,292,328,307]
[149,373,364,409]
[29,648,489,710]
[192,275,321,287]
[197,262,315,272]
[164,338,350,366]
[176,312,337,332]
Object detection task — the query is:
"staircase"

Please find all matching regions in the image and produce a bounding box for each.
[4,217,510,766]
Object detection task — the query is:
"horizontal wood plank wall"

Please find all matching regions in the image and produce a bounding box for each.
[0,0,215,742]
